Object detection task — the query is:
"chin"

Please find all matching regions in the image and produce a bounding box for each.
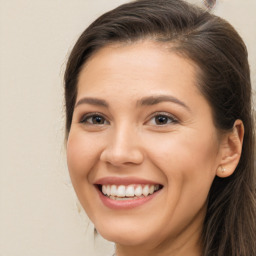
[96,223,155,247]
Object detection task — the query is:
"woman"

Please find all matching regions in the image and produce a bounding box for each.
[64,0,256,255]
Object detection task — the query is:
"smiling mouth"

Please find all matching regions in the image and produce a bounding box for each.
[97,184,163,201]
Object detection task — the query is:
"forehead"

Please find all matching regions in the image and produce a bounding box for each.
[77,41,200,98]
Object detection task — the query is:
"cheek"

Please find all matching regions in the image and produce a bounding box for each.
[137,133,218,241]
[66,131,101,216]
[149,129,218,170]
[66,130,99,180]
[145,130,219,195]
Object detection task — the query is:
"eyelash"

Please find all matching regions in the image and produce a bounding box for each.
[79,112,179,126]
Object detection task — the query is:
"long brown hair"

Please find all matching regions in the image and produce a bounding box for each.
[64,0,256,255]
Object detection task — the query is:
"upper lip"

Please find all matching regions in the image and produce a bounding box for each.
[94,176,162,186]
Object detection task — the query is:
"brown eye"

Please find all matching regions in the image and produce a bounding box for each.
[147,113,178,126]
[91,116,105,124]
[80,114,109,125]
[155,115,169,125]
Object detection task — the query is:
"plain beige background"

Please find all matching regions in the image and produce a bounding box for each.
[0,1,255,256]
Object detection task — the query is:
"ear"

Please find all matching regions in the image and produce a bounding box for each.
[216,120,244,178]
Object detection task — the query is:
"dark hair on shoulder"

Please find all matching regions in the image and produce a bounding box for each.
[64,0,256,255]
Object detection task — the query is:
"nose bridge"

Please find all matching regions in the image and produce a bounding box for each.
[100,122,144,166]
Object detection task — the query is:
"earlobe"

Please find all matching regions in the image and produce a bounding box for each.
[216,120,244,178]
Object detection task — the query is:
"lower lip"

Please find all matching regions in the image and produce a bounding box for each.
[97,187,161,210]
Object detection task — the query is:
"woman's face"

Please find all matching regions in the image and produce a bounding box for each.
[67,41,222,250]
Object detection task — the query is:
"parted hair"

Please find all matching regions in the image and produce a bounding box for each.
[64,0,256,255]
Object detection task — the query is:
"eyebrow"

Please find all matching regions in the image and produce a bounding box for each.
[137,95,190,111]
[75,97,109,108]
[75,95,190,111]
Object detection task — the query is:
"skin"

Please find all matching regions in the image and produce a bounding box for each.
[67,41,241,256]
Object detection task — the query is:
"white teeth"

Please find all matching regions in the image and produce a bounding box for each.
[117,185,126,197]
[101,184,161,198]
[125,185,135,197]
[149,185,154,195]
[106,185,111,196]
[110,196,138,201]
[142,185,149,196]
[110,185,117,196]
[102,185,107,195]
[134,186,142,196]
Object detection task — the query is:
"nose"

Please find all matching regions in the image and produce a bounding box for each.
[100,125,144,167]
